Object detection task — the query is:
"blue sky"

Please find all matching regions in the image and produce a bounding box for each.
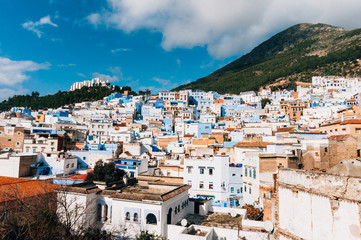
[1,0,361,101]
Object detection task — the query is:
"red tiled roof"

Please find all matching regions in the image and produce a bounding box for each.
[276,127,295,133]
[123,151,132,156]
[66,174,88,181]
[328,134,352,141]
[0,176,56,202]
[234,142,273,148]
[321,119,361,127]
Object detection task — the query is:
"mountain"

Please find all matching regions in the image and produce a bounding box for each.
[173,23,361,93]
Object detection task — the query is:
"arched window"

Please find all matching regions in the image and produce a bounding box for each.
[126,212,130,221]
[146,213,157,225]
[96,204,102,222]
[103,204,108,222]
[133,213,138,222]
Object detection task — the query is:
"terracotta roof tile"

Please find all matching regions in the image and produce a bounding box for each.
[234,142,273,148]
[0,176,56,202]
[328,134,352,141]
[276,127,295,133]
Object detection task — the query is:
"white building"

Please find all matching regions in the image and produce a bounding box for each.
[62,178,192,239]
[312,76,360,89]
[183,155,243,207]
[69,78,109,91]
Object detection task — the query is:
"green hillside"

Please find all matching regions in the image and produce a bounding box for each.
[0,85,135,112]
[174,23,361,93]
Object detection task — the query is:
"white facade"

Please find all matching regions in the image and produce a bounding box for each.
[70,78,109,91]
[278,168,361,240]
[183,155,243,207]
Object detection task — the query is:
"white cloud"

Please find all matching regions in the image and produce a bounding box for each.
[92,72,119,82]
[0,88,29,102]
[87,0,361,59]
[0,57,50,87]
[110,48,131,54]
[76,72,87,78]
[86,13,101,27]
[91,66,131,82]
[22,15,58,38]
[58,63,76,67]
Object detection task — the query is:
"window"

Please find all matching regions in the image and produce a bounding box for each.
[103,204,108,222]
[244,185,247,192]
[0,131,2,135]
[97,204,102,222]
[237,188,240,194]
[71,163,74,168]
[133,213,138,222]
[33,148,37,153]
[17,132,21,136]
[15,141,21,147]
[232,173,236,176]
[51,142,54,146]
[325,147,328,152]
[26,148,29,153]
[253,169,256,179]
[83,157,86,160]
[146,214,157,225]
[231,187,234,193]
[199,181,204,189]
[187,167,192,174]
[209,168,213,175]
[245,168,248,177]
[249,187,252,194]
[66,164,69,168]
[199,168,205,174]
[8,139,11,142]
[126,212,130,220]
[209,182,213,189]
[187,180,192,186]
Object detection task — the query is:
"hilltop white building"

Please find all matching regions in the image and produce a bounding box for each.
[70,78,109,91]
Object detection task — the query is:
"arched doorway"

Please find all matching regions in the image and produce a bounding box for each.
[167,208,172,224]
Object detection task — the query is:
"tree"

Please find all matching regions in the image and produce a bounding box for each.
[86,160,126,183]
[136,231,165,240]
[241,204,264,221]
[144,89,151,95]
[261,98,272,109]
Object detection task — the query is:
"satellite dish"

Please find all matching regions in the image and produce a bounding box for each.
[181,219,188,227]
[264,220,274,232]
[230,211,238,218]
